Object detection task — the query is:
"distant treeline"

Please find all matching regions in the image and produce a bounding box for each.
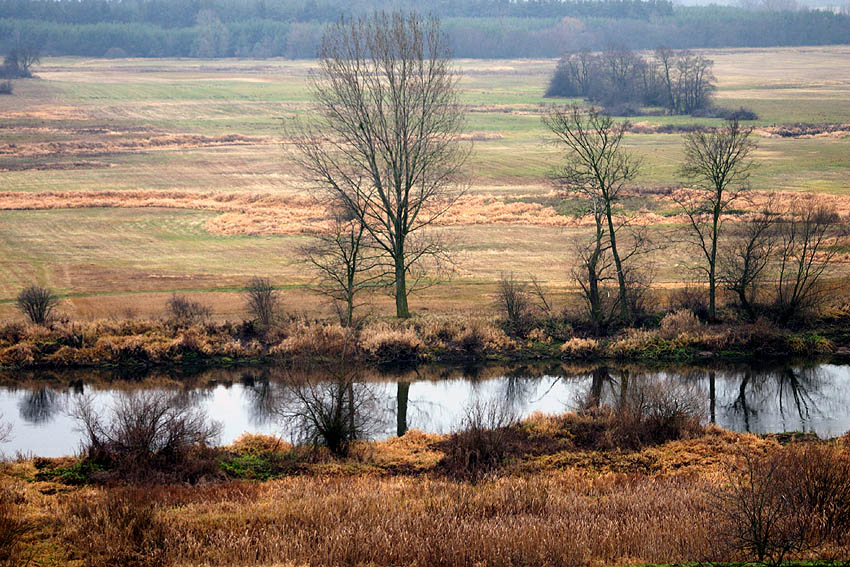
[1,1,849,58]
[0,0,674,27]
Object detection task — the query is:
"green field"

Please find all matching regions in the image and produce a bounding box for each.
[1,47,849,320]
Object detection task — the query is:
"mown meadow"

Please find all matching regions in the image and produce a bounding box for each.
[1,47,850,323]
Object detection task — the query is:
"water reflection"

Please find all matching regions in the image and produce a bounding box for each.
[0,360,848,457]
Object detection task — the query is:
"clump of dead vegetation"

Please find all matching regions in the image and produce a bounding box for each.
[13,407,850,566]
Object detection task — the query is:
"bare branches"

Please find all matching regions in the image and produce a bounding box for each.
[544,104,646,324]
[302,204,388,327]
[675,119,758,319]
[289,11,468,318]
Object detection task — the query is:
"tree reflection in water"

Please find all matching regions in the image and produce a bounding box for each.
[19,387,64,424]
[272,366,386,455]
[727,365,825,433]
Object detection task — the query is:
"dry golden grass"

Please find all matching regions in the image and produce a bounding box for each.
[6,418,848,567]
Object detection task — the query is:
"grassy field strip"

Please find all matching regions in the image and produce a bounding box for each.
[1,48,849,318]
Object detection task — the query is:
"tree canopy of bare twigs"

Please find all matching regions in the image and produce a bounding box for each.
[289,11,468,318]
[675,119,757,320]
[544,105,647,326]
[719,205,779,320]
[773,201,847,324]
[719,198,846,323]
[244,276,281,329]
[302,204,387,326]
[16,285,59,325]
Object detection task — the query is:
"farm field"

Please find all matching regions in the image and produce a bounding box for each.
[1,46,850,321]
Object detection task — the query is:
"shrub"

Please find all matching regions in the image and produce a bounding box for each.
[659,309,702,339]
[559,337,599,358]
[271,320,351,358]
[16,285,59,325]
[0,80,11,95]
[358,323,422,362]
[667,284,710,321]
[714,443,850,565]
[72,391,222,482]
[165,293,211,326]
[440,399,519,481]
[611,377,704,448]
[496,274,537,338]
[244,276,281,329]
[65,487,168,567]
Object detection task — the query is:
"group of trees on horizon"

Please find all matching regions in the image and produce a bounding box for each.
[546,47,715,115]
[1,0,850,58]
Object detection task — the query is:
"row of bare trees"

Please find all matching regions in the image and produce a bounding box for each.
[544,106,846,332]
[285,11,844,331]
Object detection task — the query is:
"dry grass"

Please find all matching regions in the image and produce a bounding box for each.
[8,417,849,566]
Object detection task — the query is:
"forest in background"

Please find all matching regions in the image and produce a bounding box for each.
[1,0,850,58]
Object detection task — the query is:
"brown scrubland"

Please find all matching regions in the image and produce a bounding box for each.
[2,408,849,566]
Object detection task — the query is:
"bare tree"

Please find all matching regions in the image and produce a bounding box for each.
[544,105,642,323]
[303,204,387,327]
[289,12,468,318]
[675,119,757,320]
[655,48,715,114]
[719,206,779,320]
[773,201,847,324]
[16,285,59,325]
[244,276,281,329]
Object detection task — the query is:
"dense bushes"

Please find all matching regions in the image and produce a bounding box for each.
[716,443,850,564]
[72,391,222,482]
[546,47,715,115]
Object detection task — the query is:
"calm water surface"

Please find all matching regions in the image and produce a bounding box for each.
[1,361,848,457]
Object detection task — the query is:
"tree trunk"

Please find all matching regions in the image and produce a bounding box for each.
[605,205,630,322]
[395,257,409,318]
[709,205,720,320]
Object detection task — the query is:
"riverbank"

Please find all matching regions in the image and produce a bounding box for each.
[2,409,849,566]
[0,310,843,371]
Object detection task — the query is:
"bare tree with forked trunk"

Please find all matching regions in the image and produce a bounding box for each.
[289,11,468,318]
[544,105,644,324]
[675,119,758,320]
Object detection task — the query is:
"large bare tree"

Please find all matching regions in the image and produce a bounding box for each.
[290,12,467,318]
[675,119,757,320]
[544,105,643,323]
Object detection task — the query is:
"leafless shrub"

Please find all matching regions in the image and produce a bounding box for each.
[712,443,850,565]
[0,486,32,567]
[165,293,211,326]
[275,369,381,457]
[611,377,704,448]
[0,415,10,445]
[66,487,168,567]
[440,399,519,481]
[72,391,222,482]
[496,273,537,338]
[16,285,59,325]
[243,277,281,329]
[667,284,710,321]
[302,205,387,327]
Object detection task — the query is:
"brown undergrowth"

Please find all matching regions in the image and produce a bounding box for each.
[8,419,850,566]
[0,310,838,368]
